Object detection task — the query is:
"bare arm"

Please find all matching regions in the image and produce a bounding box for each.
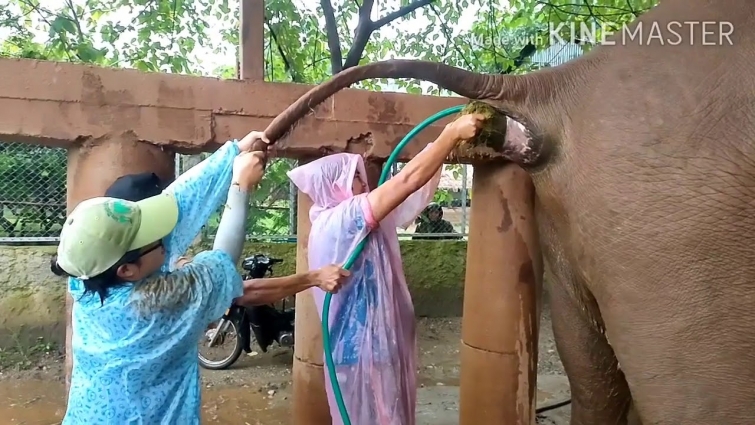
[234,264,350,306]
[367,131,457,223]
[366,114,484,223]
[233,273,314,306]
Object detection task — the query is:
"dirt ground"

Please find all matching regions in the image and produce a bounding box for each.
[0,312,570,425]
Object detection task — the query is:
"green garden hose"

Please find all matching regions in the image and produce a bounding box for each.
[321,105,465,425]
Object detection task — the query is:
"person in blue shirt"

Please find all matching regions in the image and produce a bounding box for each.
[51,131,349,424]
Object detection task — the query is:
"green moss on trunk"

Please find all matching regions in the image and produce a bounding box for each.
[459,101,508,151]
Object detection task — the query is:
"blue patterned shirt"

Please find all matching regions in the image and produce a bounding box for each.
[64,141,244,425]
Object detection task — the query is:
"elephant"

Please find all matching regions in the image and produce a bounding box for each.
[261,0,755,424]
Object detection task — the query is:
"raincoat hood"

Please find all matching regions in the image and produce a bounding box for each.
[287,153,369,221]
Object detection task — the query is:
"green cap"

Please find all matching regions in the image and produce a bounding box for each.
[56,193,179,280]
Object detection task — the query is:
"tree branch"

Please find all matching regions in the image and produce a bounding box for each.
[63,0,84,43]
[264,17,302,82]
[320,0,344,73]
[168,0,179,52]
[372,0,435,30]
[342,0,437,70]
[17,0,76,62]
[535,1,647,18]
[341,0,375,70]
[428,3,474,69]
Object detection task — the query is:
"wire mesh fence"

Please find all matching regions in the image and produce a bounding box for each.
[386,162,471,240]
[0,145,473,244]
[0,142,67,243]
[177,154,473,243]
[0,147,500,245]
[0,146,473,245]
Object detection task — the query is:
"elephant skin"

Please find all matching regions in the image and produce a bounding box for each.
[265,1,755,423]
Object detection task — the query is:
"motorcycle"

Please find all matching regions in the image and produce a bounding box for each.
[198,254,295,370]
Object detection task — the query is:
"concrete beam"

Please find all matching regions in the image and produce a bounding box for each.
[0,58,507,162]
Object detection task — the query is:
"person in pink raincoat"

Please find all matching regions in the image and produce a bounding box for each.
[287,113,485,425]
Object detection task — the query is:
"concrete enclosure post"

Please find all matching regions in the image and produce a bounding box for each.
[292,187,332,424]
[64,137,175,394]
[291,155,331,424]
[459,163,542,424]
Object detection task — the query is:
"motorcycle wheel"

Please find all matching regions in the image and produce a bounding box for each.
[198,318,244,370]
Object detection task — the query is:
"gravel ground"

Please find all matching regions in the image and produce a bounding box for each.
[0,313,569,424]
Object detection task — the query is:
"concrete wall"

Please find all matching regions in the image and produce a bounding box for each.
[0,245,67,347]
[0,241,467,348]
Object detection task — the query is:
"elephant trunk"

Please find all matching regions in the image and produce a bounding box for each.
[263,59,567,145]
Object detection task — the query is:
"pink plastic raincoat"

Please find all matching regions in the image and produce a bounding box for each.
[288,150,441,425]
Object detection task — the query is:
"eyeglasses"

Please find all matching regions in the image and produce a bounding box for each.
[139,240,164,257]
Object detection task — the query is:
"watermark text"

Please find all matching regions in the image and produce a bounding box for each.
[469,21,735,48]
[550,21,734,46]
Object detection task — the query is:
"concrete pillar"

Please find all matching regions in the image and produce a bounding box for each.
[64,136,174,394]
[292,185,331,424]
[239,0,264,80]
[364,159,384,190]
[459,164,542,425]
[291,156,383,424]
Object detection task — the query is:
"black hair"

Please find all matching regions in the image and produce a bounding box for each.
[51,250,144,304]
[425,202,443,219]
[105,172,165,201]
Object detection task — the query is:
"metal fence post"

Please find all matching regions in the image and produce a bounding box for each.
[461,164,468,235]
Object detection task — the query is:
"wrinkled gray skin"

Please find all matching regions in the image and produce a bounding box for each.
[266,1,755,423]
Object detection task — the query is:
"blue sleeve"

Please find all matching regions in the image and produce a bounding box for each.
[67,276,84,298]
[184,250,244,325]
[161,141,240,271]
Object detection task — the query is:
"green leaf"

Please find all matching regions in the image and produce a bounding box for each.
[50,16,76,35]
[406,85,422,94]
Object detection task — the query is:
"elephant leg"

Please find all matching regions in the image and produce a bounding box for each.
[548,272,634,425]
[599,288,755,424]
